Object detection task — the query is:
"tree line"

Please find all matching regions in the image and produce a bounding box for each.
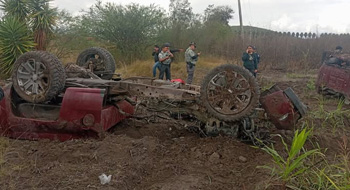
[0,0,349,76]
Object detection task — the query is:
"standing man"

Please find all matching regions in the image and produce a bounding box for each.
[242,45,258,77]
[158,43,174,80]
[152,45,161,77]
[253,46,260,65]
[185,42,201,84]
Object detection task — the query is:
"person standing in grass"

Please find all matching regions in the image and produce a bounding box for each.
[242,45,258,77]
[253,46,260,66]
[151,45,161,78]
[154,43,183,79]
[158,43,174,80]
[185,42,201,84]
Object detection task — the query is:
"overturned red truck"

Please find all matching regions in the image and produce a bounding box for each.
[317,51,350,101]
[0,47,307,142]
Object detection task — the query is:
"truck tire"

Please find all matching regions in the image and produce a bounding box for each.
[12,51,66,103]
[200,64,260,122]
[76,47,116,80]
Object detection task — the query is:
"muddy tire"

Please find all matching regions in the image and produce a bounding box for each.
[200,64,260,122]
[12,51,66,103]
[76,47,116,80]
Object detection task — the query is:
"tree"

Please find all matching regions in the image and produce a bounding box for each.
[79,1,165,63]
[204,4,234,25]
[169,0,195,28]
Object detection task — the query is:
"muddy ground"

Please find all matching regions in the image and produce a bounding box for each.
[0,70,349,190]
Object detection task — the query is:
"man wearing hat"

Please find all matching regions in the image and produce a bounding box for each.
[185,42,201,84]
[158,43,174,80]
[153,43,183,78]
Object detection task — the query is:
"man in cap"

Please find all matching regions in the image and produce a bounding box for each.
[158,43,174,80]
[153,43,183,78]
[185,42,201,84]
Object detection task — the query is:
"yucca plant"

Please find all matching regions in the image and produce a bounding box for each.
[0,0,29,21]
[260,127,321,189]
[0,16,35,75]
[0,0,57,51]
[28,0,57,50]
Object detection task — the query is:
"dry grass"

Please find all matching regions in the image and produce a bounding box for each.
[117,57,237,85]
[0,137,9,176]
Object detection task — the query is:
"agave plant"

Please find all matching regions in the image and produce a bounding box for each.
[0,17,35,75]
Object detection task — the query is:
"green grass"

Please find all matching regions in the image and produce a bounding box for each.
[259,126,322,189]
[310,99,350,130]
[286,73,307,79]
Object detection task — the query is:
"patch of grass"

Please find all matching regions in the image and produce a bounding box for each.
[310,99,350,129]
[286,73,307,79]
[306,79,316,91]
[259,126,322,189]
[321,136,350,190]
[0,137,9,176]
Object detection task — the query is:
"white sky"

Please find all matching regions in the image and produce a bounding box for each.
[52,0,350,34]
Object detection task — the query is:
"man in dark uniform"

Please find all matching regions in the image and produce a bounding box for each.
[242,45,258,77]
[152,45,161,77]
[253,46,260,65]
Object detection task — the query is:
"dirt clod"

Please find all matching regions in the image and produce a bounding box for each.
[239,156,248,163]
[209,152,221,163]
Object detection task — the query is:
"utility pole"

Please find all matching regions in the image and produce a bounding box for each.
[238,0,243,36]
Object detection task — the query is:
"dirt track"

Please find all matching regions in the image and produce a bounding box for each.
[0,70,348,190]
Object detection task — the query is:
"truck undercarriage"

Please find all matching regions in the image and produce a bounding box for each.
[0,48,307,143]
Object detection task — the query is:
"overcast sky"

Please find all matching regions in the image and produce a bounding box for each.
[53,0,350,34]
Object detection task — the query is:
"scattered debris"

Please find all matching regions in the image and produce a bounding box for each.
[99,173,112,185]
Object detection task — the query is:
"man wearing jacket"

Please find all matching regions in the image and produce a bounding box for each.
[242,45,258,77]
[152,45,161,77]
[185,42,201,84]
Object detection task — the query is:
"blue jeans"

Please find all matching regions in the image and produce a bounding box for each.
[152,61,161,77]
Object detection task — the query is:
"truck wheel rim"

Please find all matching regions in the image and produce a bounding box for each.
[206,70,252,115]
[16,59,49,96]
